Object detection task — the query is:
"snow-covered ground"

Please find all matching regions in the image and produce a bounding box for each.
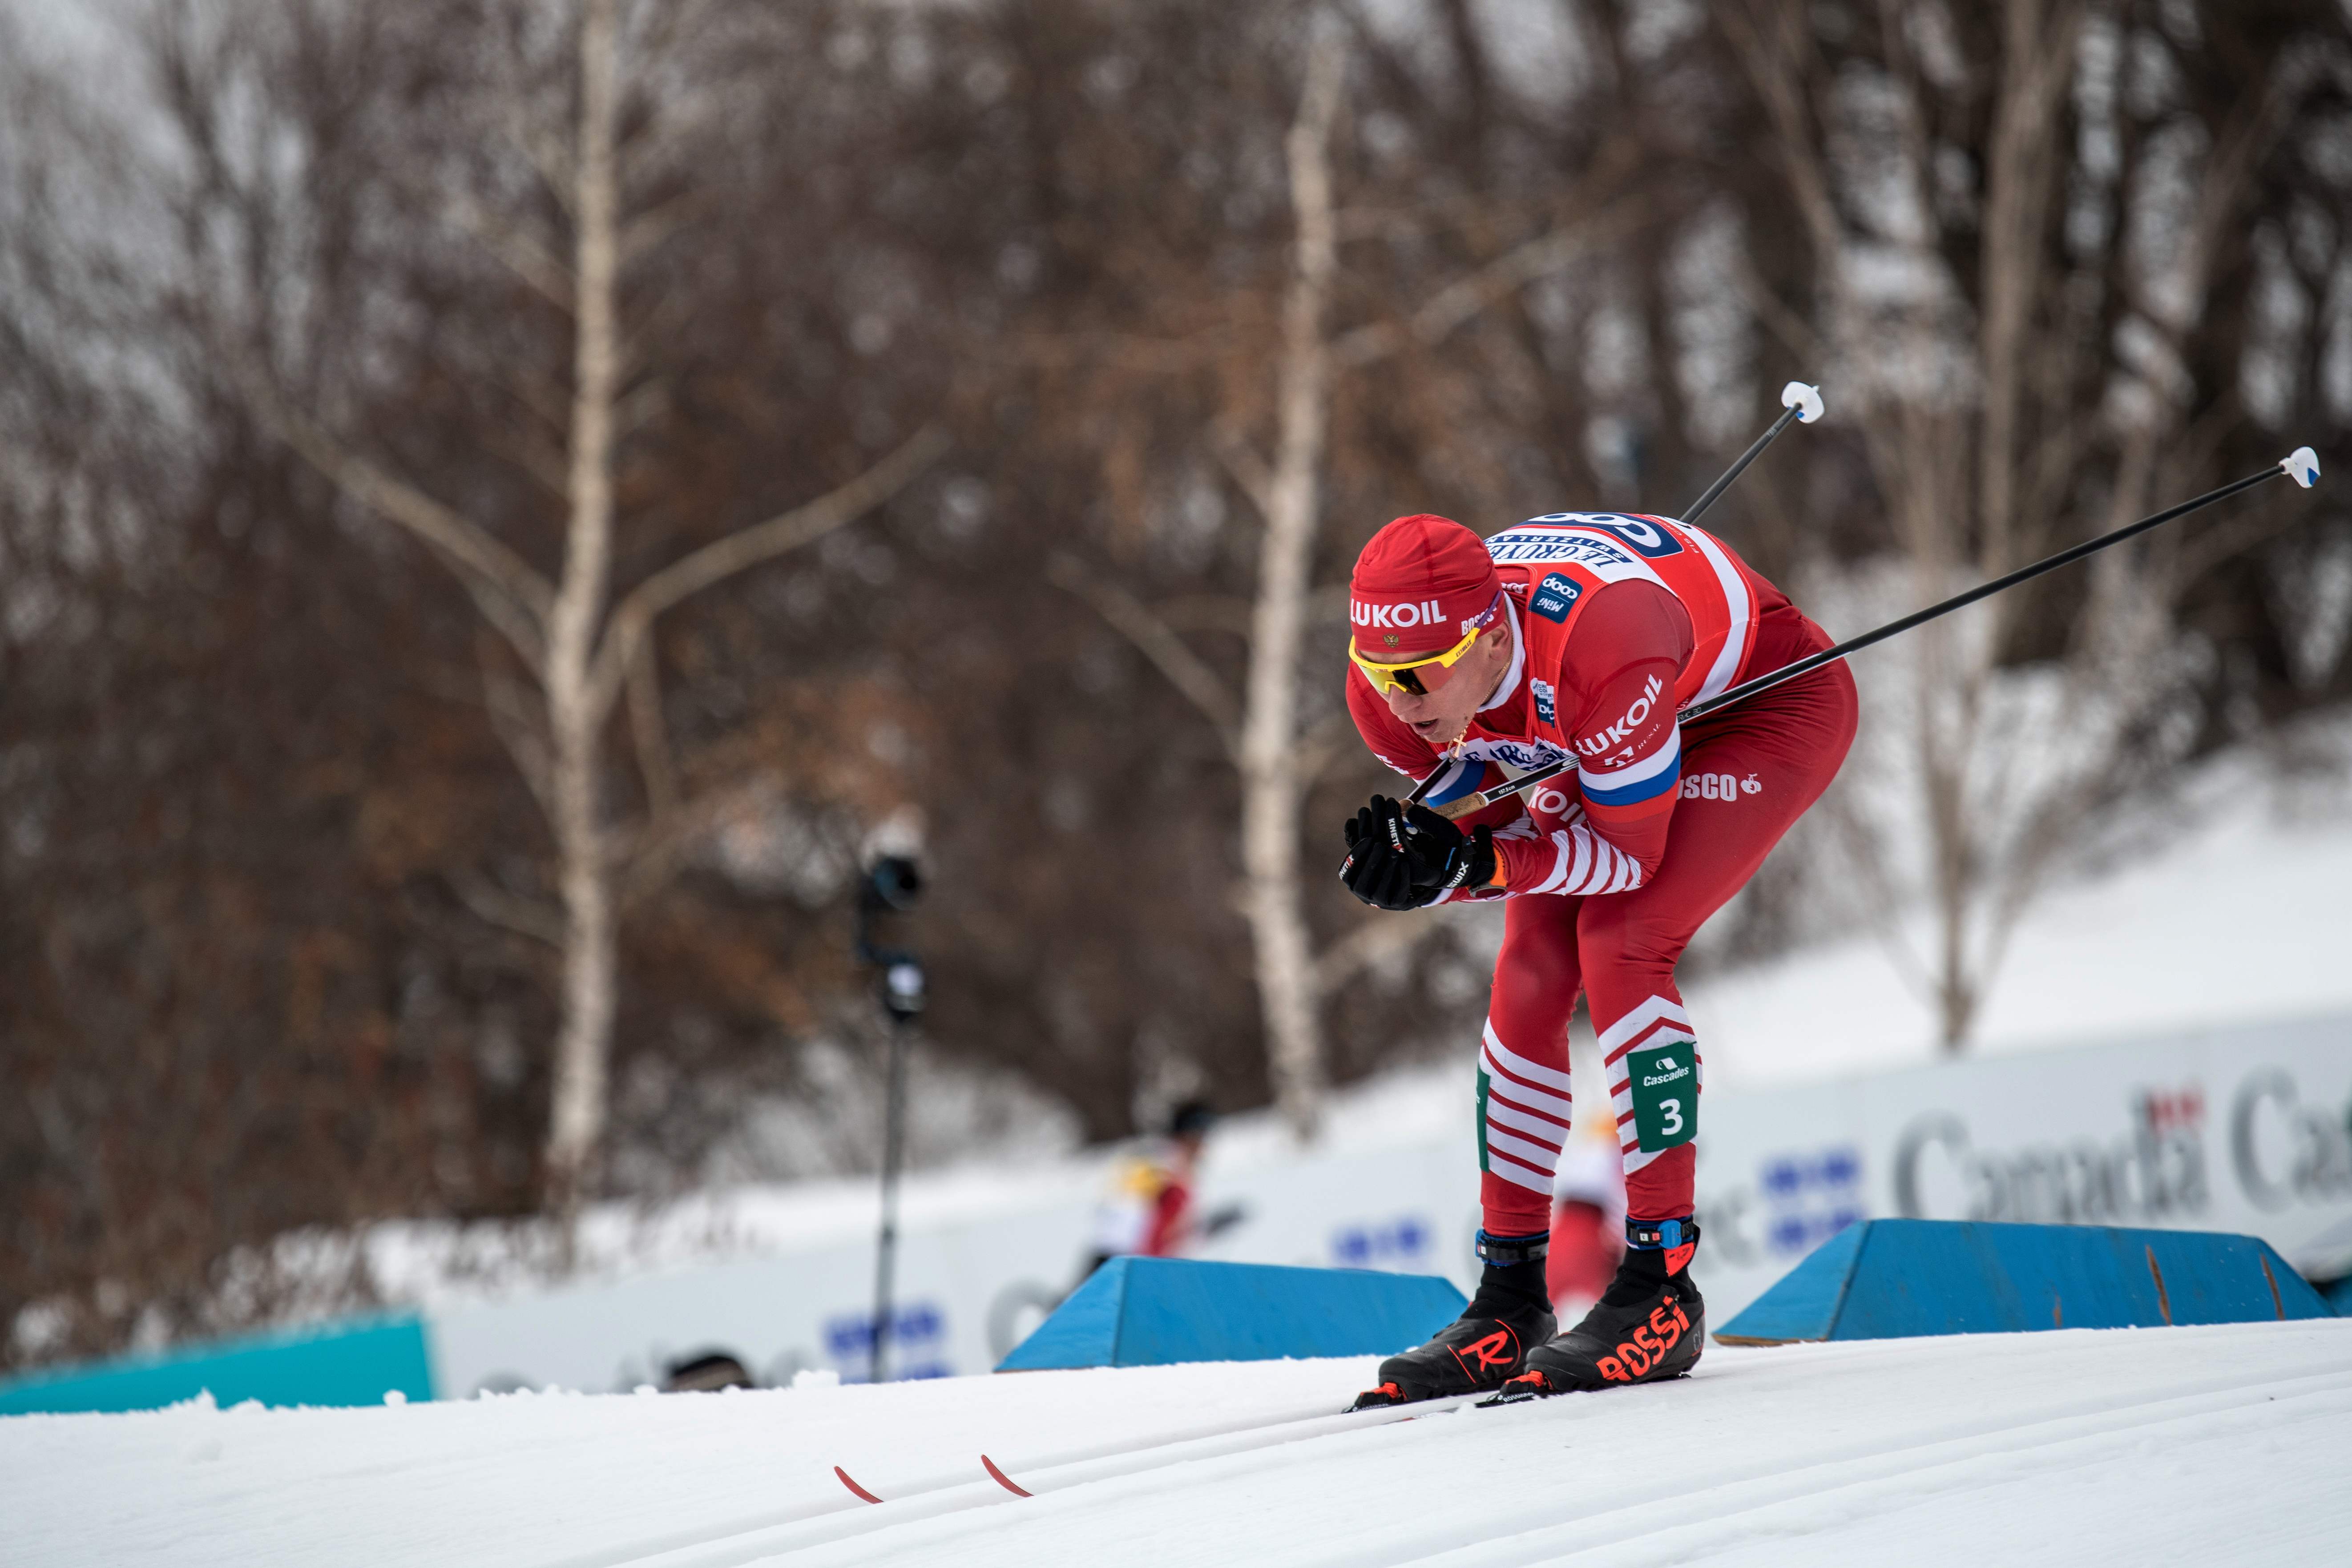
[8,1319,2350,1566]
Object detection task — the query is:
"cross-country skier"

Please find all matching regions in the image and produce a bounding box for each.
[1338,510,1856,1406]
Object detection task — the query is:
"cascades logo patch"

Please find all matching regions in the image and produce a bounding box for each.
[1475,1067,1493,1175]
[1627,1041,1698,1153]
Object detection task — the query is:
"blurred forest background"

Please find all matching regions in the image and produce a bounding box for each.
[6,0,2352,1369]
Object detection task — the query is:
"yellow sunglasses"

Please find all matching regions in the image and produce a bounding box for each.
[1347,624,1482,697]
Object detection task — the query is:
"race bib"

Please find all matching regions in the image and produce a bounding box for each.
[1627,1042,1698,1152]
[1475,1067,1494,1173]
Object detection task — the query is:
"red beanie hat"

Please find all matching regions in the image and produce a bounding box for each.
[1348,514,1504,657]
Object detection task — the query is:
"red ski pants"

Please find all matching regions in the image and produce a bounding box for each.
[1477,655,1857,1236]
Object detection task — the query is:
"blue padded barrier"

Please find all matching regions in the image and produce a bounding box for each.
[0,1314,435,1415]
[1716,1219,2336,1346]
[998,1258,1465,1370]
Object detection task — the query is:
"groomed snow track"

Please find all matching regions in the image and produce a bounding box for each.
[6,1320,2349,1567]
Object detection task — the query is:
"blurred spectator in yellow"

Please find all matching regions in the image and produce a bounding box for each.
[1085,1101,1226,1272]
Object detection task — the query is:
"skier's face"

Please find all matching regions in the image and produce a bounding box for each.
[1378,622,1511,746]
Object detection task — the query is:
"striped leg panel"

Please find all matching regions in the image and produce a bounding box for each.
[1478,1020,1573,1197]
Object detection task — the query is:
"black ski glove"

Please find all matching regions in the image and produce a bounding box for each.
[1339,795,1497,910]
[1339,796,1420,909]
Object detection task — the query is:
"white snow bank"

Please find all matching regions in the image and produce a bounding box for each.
[5,1319,2348,1566]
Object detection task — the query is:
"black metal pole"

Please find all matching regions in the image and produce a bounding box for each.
[869,1016,908,1387]
[1452,454,2314,812]
[852,853,923,1386]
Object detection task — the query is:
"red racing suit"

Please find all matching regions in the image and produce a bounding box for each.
[1347,513,1858,1235]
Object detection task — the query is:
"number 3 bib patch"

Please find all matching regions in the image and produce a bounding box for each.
[1627,1042,1698,1152]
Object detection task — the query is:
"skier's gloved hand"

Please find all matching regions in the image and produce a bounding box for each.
[1339,796,1497,910]
[1339,796,1420,909]
[1399,800,1499,900]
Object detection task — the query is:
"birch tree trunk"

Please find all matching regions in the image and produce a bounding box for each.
[543,0,623,1216]
[1240,32,1343,1141]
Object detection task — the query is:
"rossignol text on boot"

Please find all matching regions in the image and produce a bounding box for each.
[1499,1217,1704,1399]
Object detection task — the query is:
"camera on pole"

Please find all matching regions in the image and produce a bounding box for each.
[862,854,922,918]
[881,959,926,1024]
[859,853,926,1024]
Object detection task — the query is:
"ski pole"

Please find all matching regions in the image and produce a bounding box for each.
[1434,447,2322,818]
[1398,381,1826,815]
[1682,445,2321,722]
[1680,381,1824,524]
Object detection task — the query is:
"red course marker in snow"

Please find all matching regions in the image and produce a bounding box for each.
[834,1465,884,1504]
[980,1454,1033,1497]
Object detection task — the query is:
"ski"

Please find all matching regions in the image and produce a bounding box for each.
[825,1386,1490,1513]
[833,1465,885,1504]
[980,1454,1033,1497]
[1475,1366,1696,1409]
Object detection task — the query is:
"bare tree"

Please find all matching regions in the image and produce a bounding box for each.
[236,0,944,1212]
[1724,0,2327,1046]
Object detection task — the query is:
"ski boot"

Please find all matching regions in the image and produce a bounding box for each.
[1497,1217,1703,1400]
[1351,1232,1556,1410]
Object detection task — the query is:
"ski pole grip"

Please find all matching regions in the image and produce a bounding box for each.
[1429,758,1573,819]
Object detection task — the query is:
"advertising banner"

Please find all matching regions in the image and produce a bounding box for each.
[16,1012,2338,1412]
[1691,1011,2352,1323]
[414,1012,2350,1395]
